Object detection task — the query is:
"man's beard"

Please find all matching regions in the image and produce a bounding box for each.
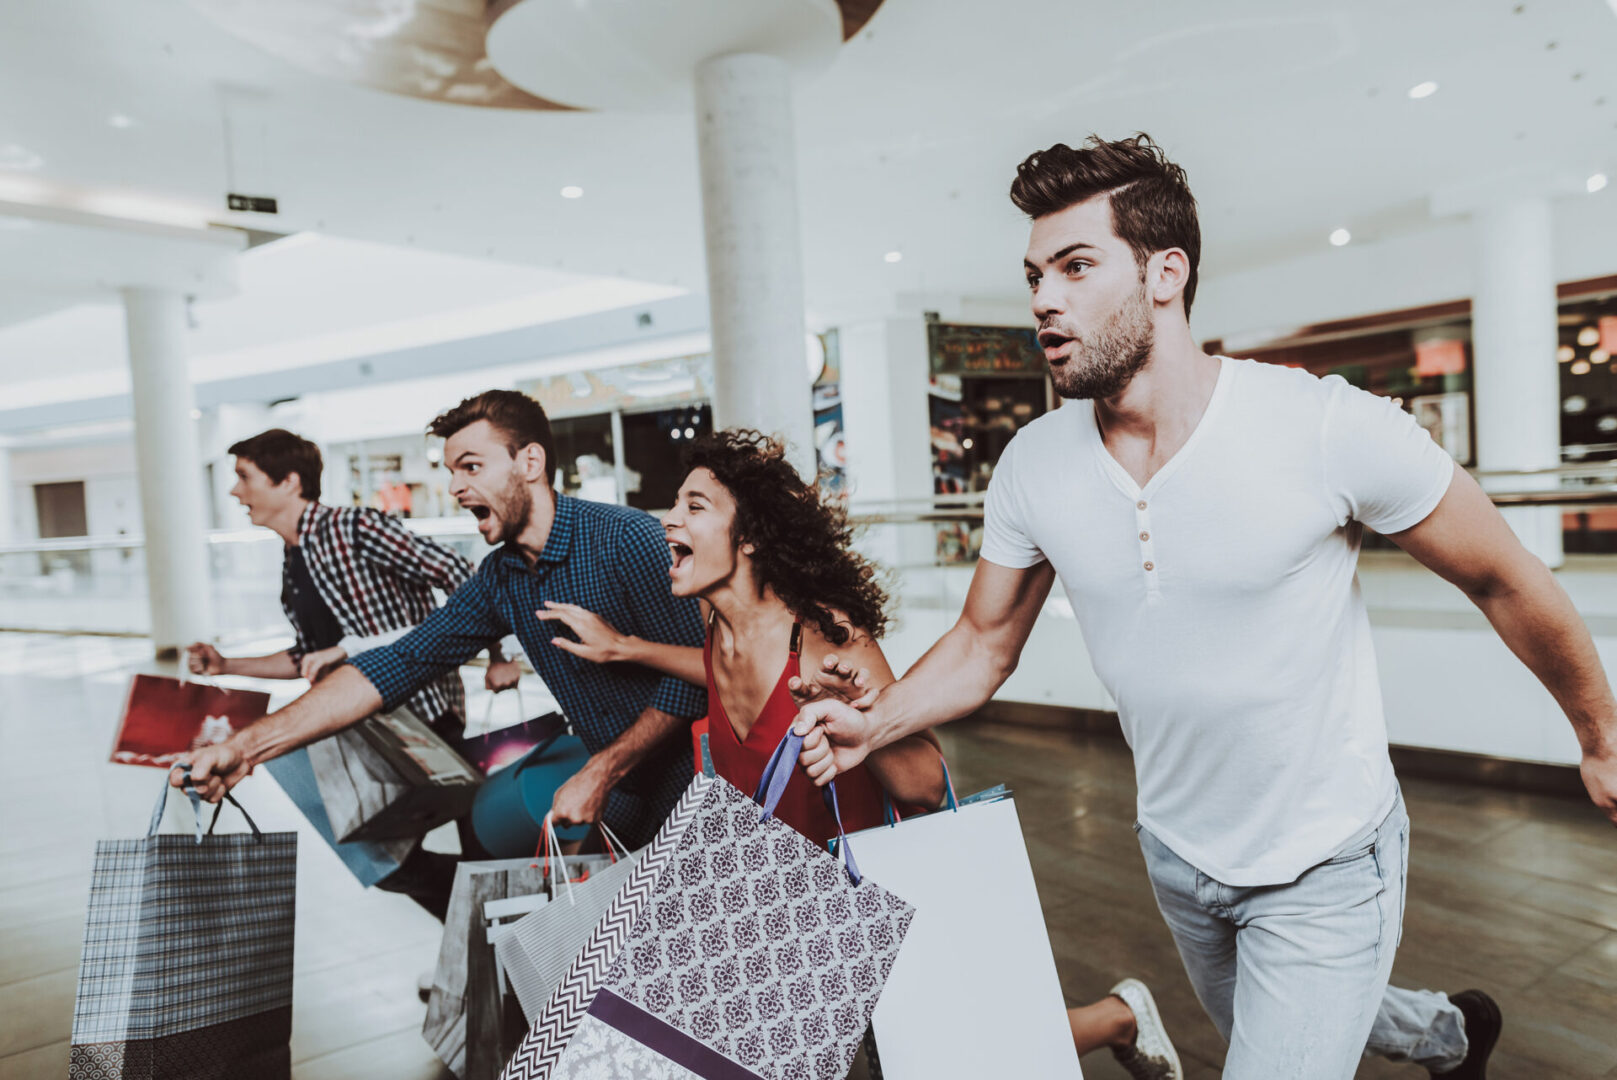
[491,472,533,544]
[1046,281,1154,400]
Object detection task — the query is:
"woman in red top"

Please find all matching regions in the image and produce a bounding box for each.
[537,429,945,843]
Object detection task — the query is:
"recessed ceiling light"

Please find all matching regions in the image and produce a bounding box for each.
[1589,173,1609,193]
[1329,228,1352,246]
[0,144,44,171]
[884,250,903,263]
[560,185,584,199]
[1559,345,1577,362]
[1571,360,1592,375]
[1594,349,1612,364]
[108,114,134,129]
[1408,81,1439,99]
[1579,326,1601,346]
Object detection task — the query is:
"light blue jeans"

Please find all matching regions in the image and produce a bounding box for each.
[1136,793,1468,1078]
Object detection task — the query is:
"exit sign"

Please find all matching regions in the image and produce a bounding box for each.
[227,193,278,214]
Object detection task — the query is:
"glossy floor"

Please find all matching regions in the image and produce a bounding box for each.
[1,632,1613,1079]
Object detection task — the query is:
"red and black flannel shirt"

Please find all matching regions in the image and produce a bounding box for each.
[284,502,481,729]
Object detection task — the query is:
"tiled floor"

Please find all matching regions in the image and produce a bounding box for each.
[2,631,1614,1079]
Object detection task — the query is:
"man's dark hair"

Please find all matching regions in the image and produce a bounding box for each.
[228,429,322,502]
[1010,133,1201,316]
[428,389,557,487]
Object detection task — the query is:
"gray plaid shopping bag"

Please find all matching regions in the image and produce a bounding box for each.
[69,769,297,1080]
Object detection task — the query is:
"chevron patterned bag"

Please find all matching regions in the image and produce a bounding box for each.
[500,731,915,1080]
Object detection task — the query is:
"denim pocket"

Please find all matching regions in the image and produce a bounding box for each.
[1322,837,1377,865]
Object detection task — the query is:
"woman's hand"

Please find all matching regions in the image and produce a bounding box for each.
[537,601,634,664]
[300,646,348,684]
[789,653,878,709]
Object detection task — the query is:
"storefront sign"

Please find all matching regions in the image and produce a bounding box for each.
[928,324,1045,376]
[1414,338,1467,376]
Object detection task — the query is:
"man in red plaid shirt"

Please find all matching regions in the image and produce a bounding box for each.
[187,428,516,917]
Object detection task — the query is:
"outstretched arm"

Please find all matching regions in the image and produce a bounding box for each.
[1390,468,1617,825]
[794,558,1056,785]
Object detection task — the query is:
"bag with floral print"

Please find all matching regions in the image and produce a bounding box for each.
[500,730,914,1080]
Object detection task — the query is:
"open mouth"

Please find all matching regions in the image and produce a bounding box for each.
[1037,328,1075,362]
[668,540,693,572]
[466,505,492,522]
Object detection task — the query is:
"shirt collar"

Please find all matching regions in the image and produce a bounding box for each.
[498,493,575,570]
[295,501,323,543]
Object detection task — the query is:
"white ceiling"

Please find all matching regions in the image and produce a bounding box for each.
[0,0,1613,336]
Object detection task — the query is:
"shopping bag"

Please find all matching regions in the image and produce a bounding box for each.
[69,767,297,1079]
[501,730,915,1080]
[848,771,1080,1079]
[109,674,270,768]
[308,705,481,843]
[425,849,615,1079]
[452,690,556,775]
[497,821,640,1023]
[260,746,414,888]
[469,718,591,857]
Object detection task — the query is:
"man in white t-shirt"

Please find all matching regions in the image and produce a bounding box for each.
[795,135,1617,1079]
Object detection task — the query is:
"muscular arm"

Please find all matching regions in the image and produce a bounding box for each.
[1390,468,1617,822]
[795,558,1056,784]
[550,705,690,827]
[801,628,946,809]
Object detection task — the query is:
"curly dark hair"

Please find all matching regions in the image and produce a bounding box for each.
[682,429,888,646]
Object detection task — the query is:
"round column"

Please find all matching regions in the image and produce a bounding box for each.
[1471,199,1563,568]
[122,287,213,655]
[695,52,817,478]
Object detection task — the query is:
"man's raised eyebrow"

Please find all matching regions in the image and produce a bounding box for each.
[451,449,481,467]
[1024,242,1102,271]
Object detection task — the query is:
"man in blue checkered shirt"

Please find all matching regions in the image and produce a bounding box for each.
[183,390,707,848]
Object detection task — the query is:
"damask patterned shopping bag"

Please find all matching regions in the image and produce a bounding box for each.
[69,768,297,1080]
[501,731,914,1080]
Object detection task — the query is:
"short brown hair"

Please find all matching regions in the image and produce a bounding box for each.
[428,389,556,486]
[228,429,322,501]
[1010,133,1201,316]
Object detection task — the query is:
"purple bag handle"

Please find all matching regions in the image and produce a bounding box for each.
[753,729,862,885]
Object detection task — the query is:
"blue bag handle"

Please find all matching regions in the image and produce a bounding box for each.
[152,764,264,844]
[752,729,862,885]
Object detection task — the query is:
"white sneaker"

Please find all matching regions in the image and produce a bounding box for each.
[1108,978,1183,1080]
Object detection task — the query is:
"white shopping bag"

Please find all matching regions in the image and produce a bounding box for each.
[846,786,1082,1079]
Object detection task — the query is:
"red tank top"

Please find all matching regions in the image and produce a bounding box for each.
[704,620,889,846]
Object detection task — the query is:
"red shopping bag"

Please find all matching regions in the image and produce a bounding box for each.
[110,674,271,768]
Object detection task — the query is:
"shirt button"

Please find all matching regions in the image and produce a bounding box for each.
[1144,561,1155,572]
[1137,500,1147,511]
[1139,532,1150,542]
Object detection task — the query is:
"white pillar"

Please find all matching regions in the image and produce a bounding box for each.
[694,52,816,478]
[1471,199,1563,568]
[123,287,213,655]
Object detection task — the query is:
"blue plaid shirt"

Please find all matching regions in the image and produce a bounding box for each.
[350,495,706,846]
